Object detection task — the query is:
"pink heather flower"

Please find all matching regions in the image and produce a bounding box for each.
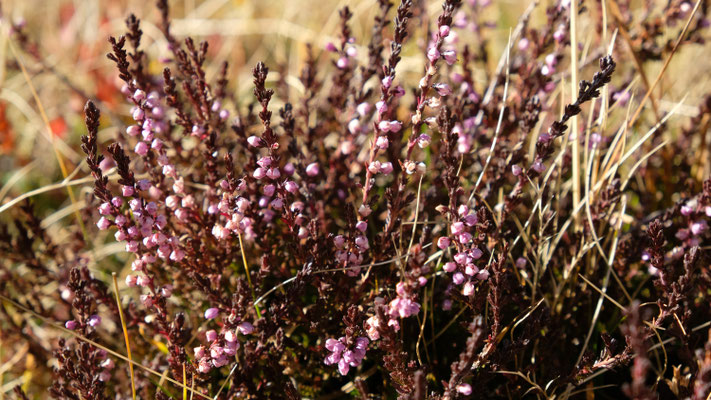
[427,46,440,63]
[99,202,112,215]
[554,27,565,42]
[133,89,146,101]
[111,196,123,208]
[365,316,381,340]
[115,231,127,241]
[451,221,465,235]
[545,53,557,67]
[257,156,272,168]
[151,139,163,150]
[170,249,185,262]
[453,272,465,285]
[247,136,264,147]
[516,257,527,269]
[166,195,178,209]
[458,232,472,244]
[333,235,346,249]
[356,102,371,116]
[378,120,391,133]
[437,236,451,249]
[691,220,708,236]
[442,50,457,65]
[454,252,468,265]
[462,281,475,296]
[368,161,381,174]
[358,204,372,217]
[706,206,711,217]
[375,100,387,115]
[532,161,546,173]
[325,42,337,52]
[266,168,281,180]
[122,186,134,197]
[126,275,137,287]
[355,235,369,250]
[457,383,472,395]
[512,164,522,176]
[197,360,212,373]
[126,125,140,136]
[477,269,490,280]
[253,167,267,180]
[134,141,149,155]
[433,83,452,96]
[463,213,478,226]
[518,38,530,51]
[443,262,457,272]
[457,205,468,216]
[417,134,431,148]
[206,330,218,342]
[160,285,173,297]
[382,75,393,89]
[470,248,483,259]
[346,46,357,58]
[388,297,421,319]
[96,217,111,230]
[348,119,361,134]
[263,184,276,197]
[336,57,348,69]
[306,163,320,177]
[465,264,479,276]
[131,259,144,272]
[680,203,694,216]
[439,25,450,37]
[136,275,150,287]
[238,322,254,335]
[389,120,402,132]
[65,320,78,330]
[380,162,394,174]
[204,307,219,319]
[132,107,144,121]
[442,299,452,310]
[356,221,368,232]
[418,276,427,286]
[375,137,390,150]
[137,179,151,191]
[541,64,552,76]
[88,315,102,327]
[285,181,299,194]
[219,109,229,120]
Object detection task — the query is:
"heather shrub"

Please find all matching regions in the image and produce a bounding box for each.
[1,0,711,398]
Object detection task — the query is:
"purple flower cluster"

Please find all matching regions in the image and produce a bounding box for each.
[323,336,369,375]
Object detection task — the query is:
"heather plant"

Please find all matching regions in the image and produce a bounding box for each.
[1,0,711,398]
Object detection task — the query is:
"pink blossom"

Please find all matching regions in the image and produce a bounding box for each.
[442,50,457,65]
[457,383,472,395]
[427,47,440,63]
[417,134,431,148]
[437,236,451,249]
[97,217,111,230]
[204,308,219,319]
[375,136,389,149]
[453,272,465,285]
[88,315,101,327]
[443,262,457,272]
[433,83,452,96]
[65,320,78,330]
[238,322,254,335]
[380,162,394,174]
[306,163,320,177]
